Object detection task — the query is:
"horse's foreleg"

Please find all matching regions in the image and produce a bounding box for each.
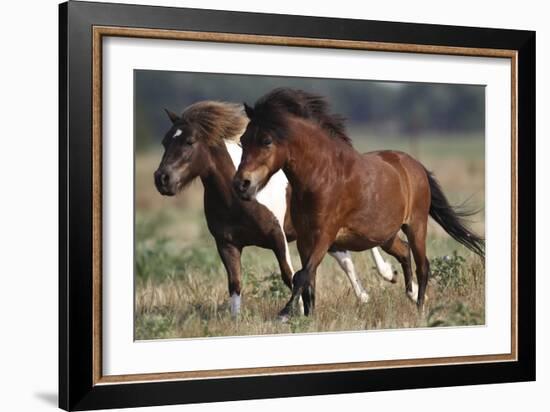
[278,269,305,321]
[216,241,243,317]
[279,235,331,319]
[301,271,316,316]
[279,268,316,317]
[272,233,304,315]
[371,248,397,283]
[329,250,369,303]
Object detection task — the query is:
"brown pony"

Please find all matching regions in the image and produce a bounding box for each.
[154,101,294,316]
[153,101,395,317]
[233,88,484,319]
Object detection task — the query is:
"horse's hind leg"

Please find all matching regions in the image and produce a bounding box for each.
[403,221,430,310]
[381,235,414,301]
[329,249,369,303]
[371,248,397,283]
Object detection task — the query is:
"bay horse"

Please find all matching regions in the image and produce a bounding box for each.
[153,101,395,316]
[233,88,485,319]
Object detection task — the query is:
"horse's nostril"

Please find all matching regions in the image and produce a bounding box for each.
[233,177,252,194]
[155,170,170,188]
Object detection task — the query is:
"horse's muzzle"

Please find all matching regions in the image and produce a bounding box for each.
[232,176,254,200]
[154,169,176,196]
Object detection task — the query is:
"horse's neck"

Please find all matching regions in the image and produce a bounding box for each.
[284,133,347,194]
[200,142,238,208]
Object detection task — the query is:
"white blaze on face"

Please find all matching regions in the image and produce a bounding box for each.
[173,129,182,138]
[224,140,294,275]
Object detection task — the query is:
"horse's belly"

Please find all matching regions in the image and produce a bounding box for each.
[333,227,382,251]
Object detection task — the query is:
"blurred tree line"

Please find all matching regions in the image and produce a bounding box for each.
[135,70,484,151]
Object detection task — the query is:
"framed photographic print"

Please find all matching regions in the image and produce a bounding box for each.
[59,1,535,410]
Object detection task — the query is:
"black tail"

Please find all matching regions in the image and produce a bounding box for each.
[425,169,485,258]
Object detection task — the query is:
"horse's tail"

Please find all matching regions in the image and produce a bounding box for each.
[425,169,485,258]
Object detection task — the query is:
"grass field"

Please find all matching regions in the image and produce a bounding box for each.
[135,132,485,340]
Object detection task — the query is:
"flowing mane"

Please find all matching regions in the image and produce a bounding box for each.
[247,88,352,146]
[180,101,248,146]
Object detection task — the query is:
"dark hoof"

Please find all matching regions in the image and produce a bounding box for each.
[278,306,293,323]
[390,270,399,283]
[278,313,291,323]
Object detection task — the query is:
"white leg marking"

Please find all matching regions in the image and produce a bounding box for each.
[296,295,305,315]
[371,248,396,282]
[329,250,369,303]
[407,282,419,303]
[406,281,428,304]
[230,293,241,317]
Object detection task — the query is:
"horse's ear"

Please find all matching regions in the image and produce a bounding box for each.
[243,103,255,119]
[164,108,180,124]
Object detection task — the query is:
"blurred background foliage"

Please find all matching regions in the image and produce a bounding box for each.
[135,70,484,151]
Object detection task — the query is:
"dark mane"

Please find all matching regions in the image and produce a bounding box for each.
[179,101,248,146]
[249,88,352,145]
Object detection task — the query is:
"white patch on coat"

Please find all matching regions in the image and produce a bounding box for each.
[329,250,369,303]
[230,292,241,316]
[173,129,182,138]
[224,139,290,248]
[224,139,242,171]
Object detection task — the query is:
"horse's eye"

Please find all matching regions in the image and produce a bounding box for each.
[262,136,272,146]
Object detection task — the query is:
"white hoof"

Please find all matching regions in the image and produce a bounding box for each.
[358,291,370,304]
[230,293,241,317]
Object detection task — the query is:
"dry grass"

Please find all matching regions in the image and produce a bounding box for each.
[135,133,485,340]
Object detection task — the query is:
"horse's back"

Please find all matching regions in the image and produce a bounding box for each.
[363,149,426,173]
[362,150,430,222]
